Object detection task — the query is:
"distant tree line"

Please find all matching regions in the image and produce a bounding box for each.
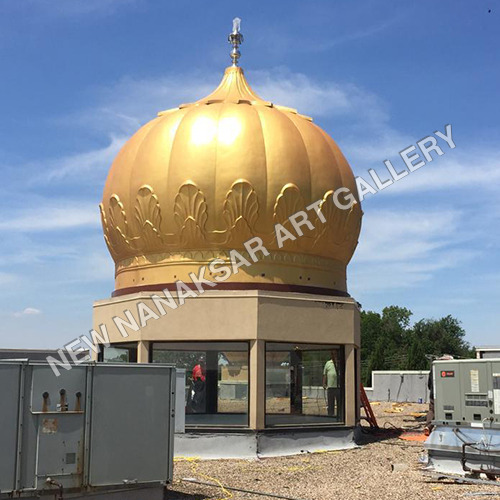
[360,306,475,386]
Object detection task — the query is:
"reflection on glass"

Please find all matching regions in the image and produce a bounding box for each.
[101,344,137,363]
[152,342,249,427]
[153,350,206,413]
[218,351,248,414]
[265,351,291,414]
[265,343,344,426]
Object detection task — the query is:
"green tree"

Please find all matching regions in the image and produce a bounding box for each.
[406,334,428,370]
[360,306,412,385]
[411,315,474,359]
[360,306,474,386]
[360,310,382,385]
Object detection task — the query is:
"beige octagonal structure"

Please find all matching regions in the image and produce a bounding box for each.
[93,26,362,452]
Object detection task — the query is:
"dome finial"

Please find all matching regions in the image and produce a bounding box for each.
[228,17,243,66]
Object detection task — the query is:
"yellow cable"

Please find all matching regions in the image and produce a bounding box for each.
[174,456,233,500]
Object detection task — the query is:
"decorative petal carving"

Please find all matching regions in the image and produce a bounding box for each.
[223,180,259,244]
[103,194,133,257]
[314,190,362,254]
[99,203,112,253]
[273,183,303,225]
[174,182,208,247]
[134,185,164,251]
[344,201,363,258]
[273,183,306,249]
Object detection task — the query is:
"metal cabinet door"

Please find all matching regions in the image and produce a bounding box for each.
[35,414,85,489]
[88,365,174,486]
[21,364,88,490]
[434,361,462,422]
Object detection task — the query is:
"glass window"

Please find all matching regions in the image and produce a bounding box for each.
[99,343,138,363]
[152,342,249,427]
[266,343,344,426]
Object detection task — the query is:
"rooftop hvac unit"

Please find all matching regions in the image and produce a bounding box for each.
[425,358,500,477]
[0,360,176,498]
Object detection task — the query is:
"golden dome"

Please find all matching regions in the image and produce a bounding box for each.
[100,65,362,297]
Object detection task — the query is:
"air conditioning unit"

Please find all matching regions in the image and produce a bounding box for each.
[425,358,500,477]
[0,360,176,498]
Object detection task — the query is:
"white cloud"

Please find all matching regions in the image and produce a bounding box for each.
[0,203,99,232]
[355,209,463,263]
[57,250,114,285]
[14,307,42,318]
[350,208,477,293]
[39,135,126,183]
[344,128,414,165]
[370,149,500,195]
[0,243,79,265]
[351,249,476,293]
[73,74,217,135]
[251,69,387,122]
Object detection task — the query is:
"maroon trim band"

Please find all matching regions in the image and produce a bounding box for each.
[111,282,350,298]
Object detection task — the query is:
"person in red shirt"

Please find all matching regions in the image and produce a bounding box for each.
[189,356,206,413]
[192,358,206,382]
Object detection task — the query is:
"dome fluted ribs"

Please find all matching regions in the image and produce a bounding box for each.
[100,65,362,295]
[280,112,313,206]
[316,126,359,204]
[168,103,214,244]
[251,105,269,233]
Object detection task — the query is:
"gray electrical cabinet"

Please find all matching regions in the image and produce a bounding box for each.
[0,360,175,497]
[433,358,500,426]
[426,358,500,476]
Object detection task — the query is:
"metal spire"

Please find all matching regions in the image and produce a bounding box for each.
[228,17,243,66]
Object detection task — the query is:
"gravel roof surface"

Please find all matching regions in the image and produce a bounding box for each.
[168,402,499,500]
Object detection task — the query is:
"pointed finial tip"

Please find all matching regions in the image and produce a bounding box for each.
[232,17,241,34]
[228,17,243,66]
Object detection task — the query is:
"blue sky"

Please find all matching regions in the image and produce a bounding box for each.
[0,0,498,349]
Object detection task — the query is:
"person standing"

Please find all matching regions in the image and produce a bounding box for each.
[323,351,340,417]
[192,356,206,383]
[190,356,206,413]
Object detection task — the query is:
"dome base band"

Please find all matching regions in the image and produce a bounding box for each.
[111,282,350,298]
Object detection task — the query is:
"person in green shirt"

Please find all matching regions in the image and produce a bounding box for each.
[323,351,340,417]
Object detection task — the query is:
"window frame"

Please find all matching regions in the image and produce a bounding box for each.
[99,342,138,363]
[150,340,250,428]
[264,341,346,428]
